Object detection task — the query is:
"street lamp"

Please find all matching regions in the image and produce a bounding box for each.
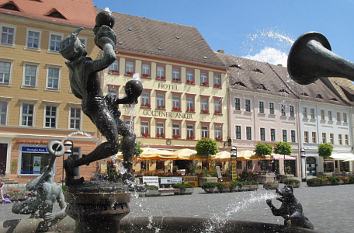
[230,146,237,180]
[231,146,237,158]
[300,147,306,181]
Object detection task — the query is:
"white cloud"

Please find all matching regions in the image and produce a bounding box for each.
[245,47,288,66]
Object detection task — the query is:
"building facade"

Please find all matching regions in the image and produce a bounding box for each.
[0,0,99,183]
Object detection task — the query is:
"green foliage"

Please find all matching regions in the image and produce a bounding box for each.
[254,143,272,157]
[201,182,217,189]
[196,138,218,156]
[284,178,300,188]
[274,142,292,155]
[172,182,193,189]
[135,141,143,156]
[306,178,323,187]
[349,176,354,184]
[144,185,158,190]
[238,171,258,182]
[318,143,333,158]
[216,183,226,192]
[328,176,340,185]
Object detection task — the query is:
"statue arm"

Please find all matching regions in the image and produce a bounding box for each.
[54,191,67,220]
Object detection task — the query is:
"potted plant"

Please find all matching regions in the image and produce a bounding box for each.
[216,182,229,193]
[240,180,258,191]
[283,178,301,188]
[202,182,217,193]
[173,182,193,195]
[144,185,160,197]
[263,180,279,190]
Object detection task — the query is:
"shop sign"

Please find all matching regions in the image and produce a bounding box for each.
[22,146,48,153]
[143,176,159,187]
[160,177,183,185]
[142,109,193,119]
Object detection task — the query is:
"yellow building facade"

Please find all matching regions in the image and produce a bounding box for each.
[0,1,98,183]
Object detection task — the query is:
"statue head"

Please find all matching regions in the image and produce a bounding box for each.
[60,27,87,61]
[124,79,143,103]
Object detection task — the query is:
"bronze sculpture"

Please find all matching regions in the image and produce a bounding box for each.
[59,10,143,185]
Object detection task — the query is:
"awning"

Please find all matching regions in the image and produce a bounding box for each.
[330,153,354,161]
[272,154,296,160]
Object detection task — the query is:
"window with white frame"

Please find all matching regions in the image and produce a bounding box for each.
[156,64,165,80]
[47,66,59,90]
[282,130,287,142]
[345,134,349,145]
[234,98,240,110]
[44,105,56,128]
[201,125,209,138]
[141,62,151,77]
[49,33,62,52]
[0,101,7,125]
[291,130,296,143]
[246,126,252,140]
[312,132,316,143]
[172,95,181,111]
[187,124,194,139]
[186,96,194,112]
[27,30,40,49]
[290,105,295,117]
[281,104,286,116]
[245,99,251,112]
[304,131,309,143]
[69,107,81,130]
[271,129,276,141]
[141,121,149,137]
[108,60,119,73]
[338,134,343,145]
[330,133,334,144]
[0,61,11,84]
[259,101,264,113]
[260,128,265,141]
[21,103,34,127]
[213,72,221,88]
[141,91,150,107]
[186,69,194,84]
[125,60,134,75]
[172,122,181,138]
[172,66,181,82]
[214,98,222,114]
[337,112,341,123]
[328,111,332,121]
[107,85,119,96]
[1,25,15,45]
[23,64,37,87]
[156,92,165,109]
[269,102,274,114]
[343,113,348,123]
[214,124,222,141]
[156,122,164,137]
[303,107,308,119]
[200,71,209,86]
[200,97,209,113]
[235,125,241,139]
[310,108,315,119]
[320,110,325,121]
[322,133,327,143]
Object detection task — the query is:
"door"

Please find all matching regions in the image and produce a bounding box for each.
[306,156,317,176]
[0,143,8,175]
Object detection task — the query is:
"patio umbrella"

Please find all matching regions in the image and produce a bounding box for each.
[211,151,231,160]
[238,150,255,160]
[173,148,197,160]
[138,147,177,160]
[271,153,296,160]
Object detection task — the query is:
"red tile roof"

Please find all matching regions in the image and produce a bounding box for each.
[0,0,96,28]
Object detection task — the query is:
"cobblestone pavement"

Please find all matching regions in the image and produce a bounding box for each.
[1,183,354,233]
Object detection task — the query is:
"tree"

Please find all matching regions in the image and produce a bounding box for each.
[135,141,143,156]
[254,143,272,157]
[274,142,292,156]
[318,143,333,159]
[196,138,218,156]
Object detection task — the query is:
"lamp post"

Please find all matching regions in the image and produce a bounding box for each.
[231,146,238,181]
[300,147,306,181]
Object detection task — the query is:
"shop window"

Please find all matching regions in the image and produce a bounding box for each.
[20,146,50,175]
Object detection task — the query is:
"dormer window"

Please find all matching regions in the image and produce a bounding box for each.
[279,89,289,94]
[46,9,66,19]
[256,83,268,91]
[301,92,309,96]
[1,1,20,11]
[252,68,263,74]
[316,94,323,99]
[233,81,246,87]
[229,64,242,69]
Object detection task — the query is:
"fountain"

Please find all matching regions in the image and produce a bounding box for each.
[3,10,346,233]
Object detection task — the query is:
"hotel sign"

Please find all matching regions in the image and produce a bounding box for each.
[142,109,193,119]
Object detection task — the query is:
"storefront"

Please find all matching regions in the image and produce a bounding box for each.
[19,145,51,175]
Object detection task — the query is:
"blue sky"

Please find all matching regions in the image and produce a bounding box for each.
[93,0,354,66]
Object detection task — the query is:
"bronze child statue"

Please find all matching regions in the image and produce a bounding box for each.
[59,10,143,185]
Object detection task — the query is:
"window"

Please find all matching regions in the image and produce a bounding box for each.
[214,98,222,114]
[337,112,341,123]
[271,129,276,142]
[201,125,209,138]
[260,128,265,141]
[21,103,34,127]
[156,92,165,109]
[235,125,241,139]
[269,102,274,114]
[319,110,325,121]
[141,62,151,77]
[234,98,240,110]
[44,105,56,128]
[291,130,296,143]
[201,97,209,114]
[322,133,327,143]
[343,113,348,123]
[125,60,134,76]
[281,104,286,116]
[304,131,309,143]
[69,107,81,130]
[27,30,40,49]
[338,134,343,145]
[186,69,195,84]
[246,126,252,140]
[0,101,7,125]
[330,133,334,144]
[172,94,181,111]
[328,111,332,121]
[141,121,149,137]
[310,108,315,120]
[108,60,119,74]
[214,124,222,141]
[141,91,150,108]
[312,132,316,143]
[23,64,37,87]
[156,64,165,80]
[156,122,164,138]
[259,101,264,114]
[172,66,181,82]
[172,122,181,138]
[213,72,221,88]
[200,71,209,86]
[245,99,251,112]
[303,107,308,119]
[247,160,253,169]
[282,130,287,142]
[0,61,11,84]
[107,85,119,96]
[186,95,195,112]
[46,67,60,90]
[289,105,295,118]
[345,135,349,145]
[1,25,15,45]
[187,124,195,139]
[49,33,62,52]
[20,146,51,175]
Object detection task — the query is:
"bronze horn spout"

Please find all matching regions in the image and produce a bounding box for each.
[287,32,354,85]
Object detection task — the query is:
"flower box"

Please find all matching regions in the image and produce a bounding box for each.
[125,71,133,76]
[213,84,221,88]
[156,76,166,81]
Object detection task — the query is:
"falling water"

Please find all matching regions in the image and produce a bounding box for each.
[202,192,277,233]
